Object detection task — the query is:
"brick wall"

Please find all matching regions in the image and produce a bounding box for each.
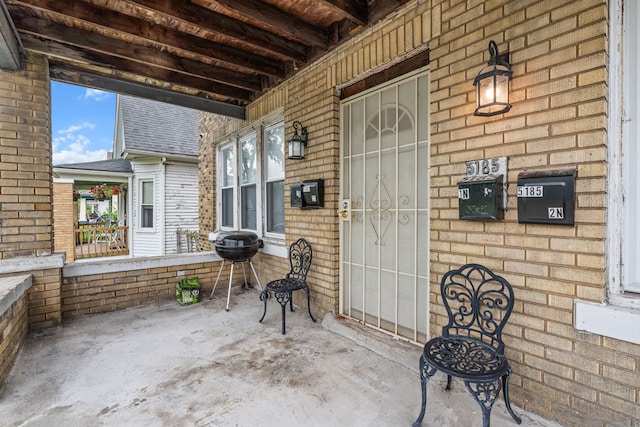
[0,54,52,259]
[26,267,62,329]
[52,182,75,262]
[425,1,629,425]
[61,255,233,318]
[199,1,639,425]
[0,276,30,385]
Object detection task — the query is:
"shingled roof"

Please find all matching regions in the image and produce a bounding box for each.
[54,158,132,174]
[119,95,199,158]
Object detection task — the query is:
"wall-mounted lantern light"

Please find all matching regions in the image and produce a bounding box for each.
[288,121,308,160]
[473,40,512,117]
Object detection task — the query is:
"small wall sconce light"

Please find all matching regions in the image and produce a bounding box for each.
[288,121,308,160]
[473,40,512,117]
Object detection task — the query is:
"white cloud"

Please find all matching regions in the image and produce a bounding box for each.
[52,123,109,165]
[53,148,109,166]
[57,122,95,135]
[82,88,111,101]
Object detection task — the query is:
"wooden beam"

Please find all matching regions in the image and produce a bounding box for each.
[23,36,255,102]
[9,0,285,78]
[211,0,328,48]
[126,0,307,62]
[14,16,262,92]
[50,64,246,118]
[0,0,22,70]
[317,0,367,26]
[339,49,429,99]
[367,0,410,24]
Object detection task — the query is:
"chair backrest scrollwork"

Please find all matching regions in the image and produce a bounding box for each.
[286,238,312,282]
[440,263,515,354]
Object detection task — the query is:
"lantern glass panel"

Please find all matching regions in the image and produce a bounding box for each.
[288,139,304,159]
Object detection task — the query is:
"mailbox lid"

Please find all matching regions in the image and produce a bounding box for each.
[457,175,503,221]
[517,169,575,226]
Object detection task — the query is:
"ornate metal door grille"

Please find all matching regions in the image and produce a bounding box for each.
[339,69,430,343]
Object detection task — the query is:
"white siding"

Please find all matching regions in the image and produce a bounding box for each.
[132,162,162,257]
[164,162,199,254]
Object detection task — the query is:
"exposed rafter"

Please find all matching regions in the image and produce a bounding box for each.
[2,0,413,115]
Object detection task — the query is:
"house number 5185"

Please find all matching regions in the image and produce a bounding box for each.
[465,157,507,178]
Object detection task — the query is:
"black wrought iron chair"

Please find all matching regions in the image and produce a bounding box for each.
[413,264,521,427]
[259,238,316,334]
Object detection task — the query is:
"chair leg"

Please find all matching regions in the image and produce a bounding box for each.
[502,370,522,424]
[258,290,269,323]
[274,291,291,334]
[304,286,316,322]
[413,354,437,427]
[446,374,452,390]
[464,379,502,427]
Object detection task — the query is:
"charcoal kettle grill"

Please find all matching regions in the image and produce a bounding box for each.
[209,231,263,311]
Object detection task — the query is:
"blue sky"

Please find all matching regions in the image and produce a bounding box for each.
[51,82,116,165]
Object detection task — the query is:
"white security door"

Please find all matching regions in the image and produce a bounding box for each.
[339,69,430,343]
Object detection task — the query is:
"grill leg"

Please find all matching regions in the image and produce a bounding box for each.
[240,262,249,288]
[225,262,235,311]
[209,260,225,300]
[248,260,262,291]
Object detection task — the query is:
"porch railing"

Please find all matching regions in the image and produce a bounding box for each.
[74,225,129,259]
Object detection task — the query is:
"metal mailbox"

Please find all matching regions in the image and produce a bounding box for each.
[291,179,324,209]
[301,179,324,209]
[458,175,504,221]
[517,169,575,226]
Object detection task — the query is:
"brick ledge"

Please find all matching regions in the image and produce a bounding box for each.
[0,275,32,315]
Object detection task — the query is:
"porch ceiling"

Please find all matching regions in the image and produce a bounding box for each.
[2,0,412,118]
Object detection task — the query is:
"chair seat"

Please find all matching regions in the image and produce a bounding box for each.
[424,337,509,381]
[264,278,307,293]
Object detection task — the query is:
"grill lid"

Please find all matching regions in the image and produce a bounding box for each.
[213,231,263,261]
[215,231,261,248]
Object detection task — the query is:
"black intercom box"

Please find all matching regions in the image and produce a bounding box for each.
[517,169,575,226]
[458,175,503,220]
[290,184,303,207]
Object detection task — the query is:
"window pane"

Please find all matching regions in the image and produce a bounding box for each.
[266,180,284,234]
[142,181,153,204]
[222,145,234,187]
[241,184,256,230]
[241,135,256,185]
[265,123,284,181]
[221,188,233,228]
[141,180,154,228]
[142,206,153,228]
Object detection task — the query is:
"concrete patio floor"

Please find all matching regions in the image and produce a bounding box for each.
[0,288,560,427]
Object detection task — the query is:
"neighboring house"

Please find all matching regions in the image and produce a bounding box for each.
[54,95,200,258]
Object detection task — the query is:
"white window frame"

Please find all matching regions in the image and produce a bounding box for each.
[138,178,155,231]
[216,114,286,248]
[239,131,260,233]
[263,121,285,238]
[575,0,640,345]
[219,142,237,230]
